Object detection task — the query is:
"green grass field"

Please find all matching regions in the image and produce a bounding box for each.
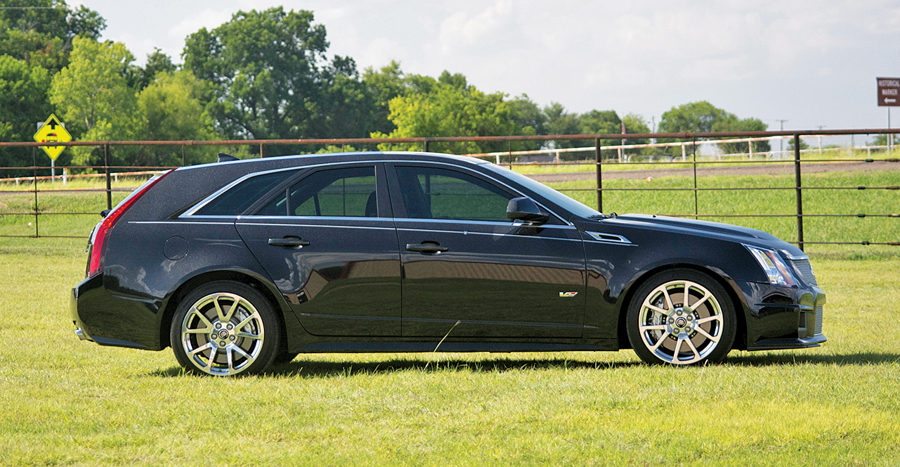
[1,240,899,465]
[1,166,898,465]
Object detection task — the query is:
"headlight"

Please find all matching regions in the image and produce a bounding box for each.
[744,245,797,287]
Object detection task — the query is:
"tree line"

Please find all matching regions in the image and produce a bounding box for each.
[1,1,769,170]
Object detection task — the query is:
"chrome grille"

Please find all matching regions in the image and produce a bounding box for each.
[815,306,823,335]
[792,259,817,286]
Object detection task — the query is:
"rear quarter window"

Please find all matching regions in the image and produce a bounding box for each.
[194,170,296,216]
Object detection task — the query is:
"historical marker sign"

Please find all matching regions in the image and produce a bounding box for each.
[877,77,900,107]
[33,114,72,160]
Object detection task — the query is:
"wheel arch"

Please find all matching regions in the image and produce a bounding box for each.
[615,263,747,351]
[158,269,289,350]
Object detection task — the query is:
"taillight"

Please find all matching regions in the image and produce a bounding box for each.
[87,170,173,278]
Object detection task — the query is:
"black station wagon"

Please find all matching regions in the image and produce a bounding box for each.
[70,152,826,376]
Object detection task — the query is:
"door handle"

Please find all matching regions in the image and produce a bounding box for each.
[406,243,449,253]
[268,236,310,248]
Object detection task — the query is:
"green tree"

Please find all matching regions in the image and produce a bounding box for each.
[619,113,652,156]
[506,94,545,151]
[0,0,105,73]
[508,94,546,135]
[659,101,769,157]
[871,134,899,149]
[658,101,731,134]
[310,55,373,142]
[362,61,408,136]
[714,117,770,155]
[49,36,138,166]
[786,137,810,152]
[183,7,364,154]
[0,55,51,169]
[128,48,177,91]
[133,70,220,166]
[372,77,520,154]
[543,102,581,150]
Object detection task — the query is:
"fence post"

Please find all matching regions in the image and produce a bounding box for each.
[105,143,112,210]
[33,147,39,237]
[794,134,804,251]
[423,139,430,152]
[692,138,699,219]
[595,138,602,212]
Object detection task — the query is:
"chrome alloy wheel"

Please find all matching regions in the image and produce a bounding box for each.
[180,292,265,376]
[637,280,724,365]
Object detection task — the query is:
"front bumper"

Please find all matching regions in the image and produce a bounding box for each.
[739,280,827,351]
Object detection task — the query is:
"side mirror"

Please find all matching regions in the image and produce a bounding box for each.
[506,197,549,224]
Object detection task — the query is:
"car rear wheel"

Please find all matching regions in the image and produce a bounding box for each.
[626,269,736,365]
[171,281,280,376]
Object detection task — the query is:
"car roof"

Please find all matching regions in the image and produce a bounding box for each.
[175,151,491,173]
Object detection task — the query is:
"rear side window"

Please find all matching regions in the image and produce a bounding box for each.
[257,166,377,217]
[194,170,296,216]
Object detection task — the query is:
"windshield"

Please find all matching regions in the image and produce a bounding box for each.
[480,163,602,220]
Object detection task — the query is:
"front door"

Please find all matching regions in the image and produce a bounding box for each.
[388,163,586,338]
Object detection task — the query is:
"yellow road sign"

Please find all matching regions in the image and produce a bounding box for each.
[33,114,72,161]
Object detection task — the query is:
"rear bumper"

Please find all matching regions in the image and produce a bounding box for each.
[71,279,94,342]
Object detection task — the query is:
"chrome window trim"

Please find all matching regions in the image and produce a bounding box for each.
[239,215,391,221]
[236,222,395,231]
[129,221,235,226]
[397,227,581,242]
[393,218,576,230]
[181,158,574,226]
[389,161,572,226]
[177,215,240,220]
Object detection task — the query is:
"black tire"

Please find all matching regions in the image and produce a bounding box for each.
[626,269,736,365]
[170,281,281,376]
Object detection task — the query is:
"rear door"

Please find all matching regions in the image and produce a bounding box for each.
[387,162,587,338]
[236,163,401,337]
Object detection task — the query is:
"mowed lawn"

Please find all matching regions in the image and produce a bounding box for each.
[1,168,899,465]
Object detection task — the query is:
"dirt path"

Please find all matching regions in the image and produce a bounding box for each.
[526,160,900,183]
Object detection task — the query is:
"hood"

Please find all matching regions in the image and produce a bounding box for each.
[583,214,806,257]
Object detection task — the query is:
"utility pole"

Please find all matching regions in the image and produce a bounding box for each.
[816,125,825,155]
[775,119,788,158]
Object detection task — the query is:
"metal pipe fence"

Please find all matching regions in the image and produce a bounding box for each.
[1,129,898,249]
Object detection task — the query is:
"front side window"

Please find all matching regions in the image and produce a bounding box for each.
[394,166,514,222]
[258,166,377,217]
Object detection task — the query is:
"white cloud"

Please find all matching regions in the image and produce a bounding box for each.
[437,0,513,53]
[70,0,900,129]
[168,9,234,43]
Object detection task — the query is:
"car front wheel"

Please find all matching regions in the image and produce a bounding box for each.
[626,269,736,365]
[171,281,280,376]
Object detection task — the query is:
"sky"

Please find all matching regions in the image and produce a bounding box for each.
[70,0,900,142]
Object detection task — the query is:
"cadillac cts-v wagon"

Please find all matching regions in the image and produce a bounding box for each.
[70,152,826,376]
